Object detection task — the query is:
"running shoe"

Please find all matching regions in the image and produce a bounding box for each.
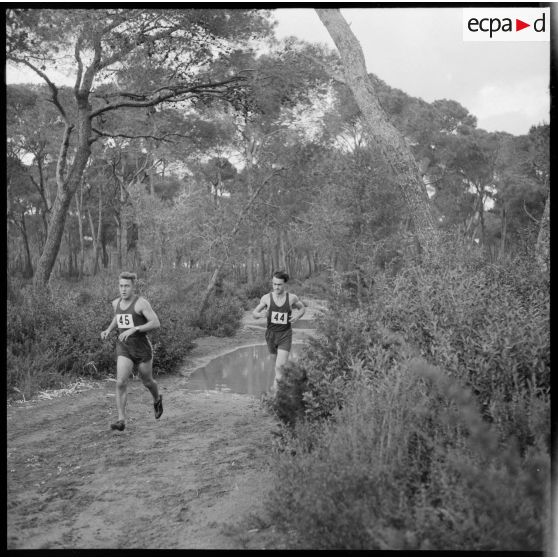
[110,420,125,431]
[154,395,163,419]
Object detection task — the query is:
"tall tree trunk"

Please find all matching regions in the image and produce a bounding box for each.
[120,184,129,270]
[88,202,102,276]
[19,212,34,278]
[102,239,109,268]
[245,132,256,284]
[259,241,267,280]
[35,157,50,240]
[499,203,507,260]
[115,214,122,269]
[306,250,314,277]
[535,194,549,274]
[198,267,221,320]
[87,208,97,273]
[247,244,255,284]
[33,97,92,288]
[34,189,74,286]
[316,8,440,255]
[479,203,485,247]
[75,182,85,280]
[94,182,103,274]
[272,241,279,274]
[279,230,288,273]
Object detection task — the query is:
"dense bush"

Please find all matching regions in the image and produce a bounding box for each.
[267,246,550,551]
[269,306,415,424]
[375,253,549,449]
[194,294,243,337]
[6,270,244,400]
[269,359,550,551]
[7,285,113,398]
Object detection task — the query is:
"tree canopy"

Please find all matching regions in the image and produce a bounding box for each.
[6,8,549,286]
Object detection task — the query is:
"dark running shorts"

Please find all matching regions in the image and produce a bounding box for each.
[116,336,153,365]
[265,328,292,355]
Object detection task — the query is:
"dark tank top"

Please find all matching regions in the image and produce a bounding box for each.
[115,295,148,337]
[267,292,291,332]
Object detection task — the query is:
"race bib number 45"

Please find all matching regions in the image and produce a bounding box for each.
[270,311,288,325]
[117,314,134,329]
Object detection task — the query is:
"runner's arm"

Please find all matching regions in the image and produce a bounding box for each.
[252,295,269,319]
[101,302,119,339]
[135,298,161,333]
[102,316,118,335]
[289,295,306,323]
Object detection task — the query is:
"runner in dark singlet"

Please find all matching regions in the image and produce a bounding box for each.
[252,271,305,394]
[101,272,163,431]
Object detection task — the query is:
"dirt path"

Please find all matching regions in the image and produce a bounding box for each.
[7,300,325,550]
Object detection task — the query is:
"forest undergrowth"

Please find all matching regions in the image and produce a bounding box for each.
[266,243,550,551]
[6,269,246,401]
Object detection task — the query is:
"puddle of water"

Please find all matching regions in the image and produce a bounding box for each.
[247,320,316,330]
[292,319,316,329]
[186,344,303,396]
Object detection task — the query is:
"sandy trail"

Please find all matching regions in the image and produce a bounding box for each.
[7,300,325,550]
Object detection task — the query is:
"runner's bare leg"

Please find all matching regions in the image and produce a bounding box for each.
[137,359,159,402]
[116,356,134,422]
[273,349,290,393]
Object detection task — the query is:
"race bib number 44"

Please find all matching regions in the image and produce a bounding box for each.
[270,311,288,325]
[117,314,134,328]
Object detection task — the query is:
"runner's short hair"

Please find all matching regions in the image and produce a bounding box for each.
[273,270,289,283]
[119,271,137,283]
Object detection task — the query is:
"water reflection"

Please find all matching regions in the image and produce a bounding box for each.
[292,319,316,329]
[186,344,302,396]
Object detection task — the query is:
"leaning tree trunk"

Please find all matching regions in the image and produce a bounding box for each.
[34,187,78,287]
[19,212,34,278]
[535,193,549,274]
[316,9,440,255]
[33,98,93,288]
[197,172,277,319]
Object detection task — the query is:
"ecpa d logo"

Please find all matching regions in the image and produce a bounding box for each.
[463,8,549,41]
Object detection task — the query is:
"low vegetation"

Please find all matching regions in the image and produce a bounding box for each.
[6,270,244,401]
[267,244,550,551]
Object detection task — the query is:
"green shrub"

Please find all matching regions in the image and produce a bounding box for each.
[374,252,549,449]
[273,247,549,446]
[272,308,413,424]
[267,245,550,551]
[195,294,243,337]
[268,359,550,551]
[269,361,308,427]
[6,270,244,400]
[149,301,198,375]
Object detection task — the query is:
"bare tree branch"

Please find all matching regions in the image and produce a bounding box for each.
[89,76,246,119]
[9,57,69,123]
[523,199,540,224]
[91,127,194,143]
